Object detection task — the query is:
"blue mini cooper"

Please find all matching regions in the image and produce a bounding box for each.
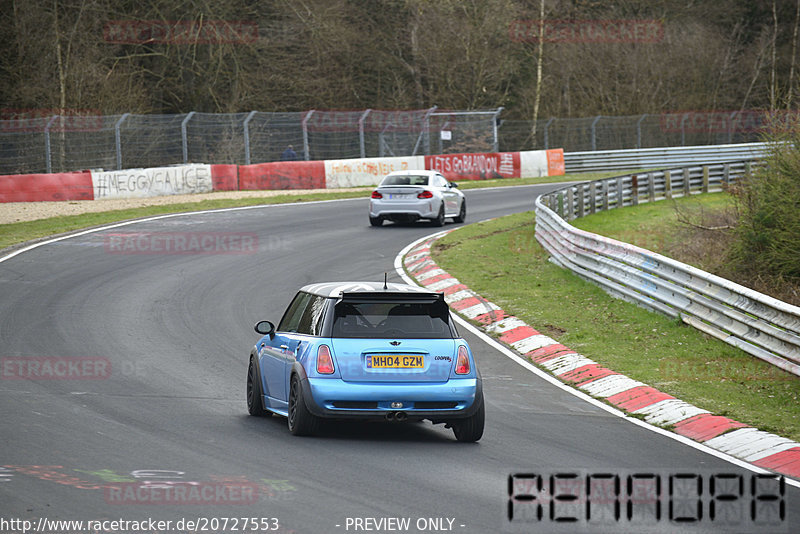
[246,281,484,441]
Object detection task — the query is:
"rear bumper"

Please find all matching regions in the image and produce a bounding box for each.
[370,199,439,220]
[300,375,483,422]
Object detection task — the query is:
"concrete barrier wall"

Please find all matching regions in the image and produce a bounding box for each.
[0,171,93,202]
[0,149,564,202]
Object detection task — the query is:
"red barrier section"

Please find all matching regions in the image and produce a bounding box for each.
[0,171,94,203]
[210,164,239,191]
[546,149,565,175]
[424,152,520,181]
[238,161,326,190]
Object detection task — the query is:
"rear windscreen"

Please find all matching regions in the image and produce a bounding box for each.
[380,175,429,186]
[332,301,452,339]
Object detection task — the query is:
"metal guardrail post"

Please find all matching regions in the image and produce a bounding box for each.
[114,113,129,170]
[358,109,371,159]
[683,167,691,196]
[492,107,504,152]
[301,110,314,161]
[243,110,257,165]
[181,112,195,164]
[665,170,672,199]
[591,116,601,151]
[43,115,59,174]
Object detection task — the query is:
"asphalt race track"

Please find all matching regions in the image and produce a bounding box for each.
[1,184,797,534]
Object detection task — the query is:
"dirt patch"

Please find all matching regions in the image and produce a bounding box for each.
[0,188,367,225]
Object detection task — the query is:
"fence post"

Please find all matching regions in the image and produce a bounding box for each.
[648,172,655,202]
[577,184,585,217]
[302,110,314,161]
[602,179,609,211]
[636,114,647,149]
[589,181,597,214]
[616,176,624,208]
[544,117,554,149]
[423,106,437,155]
[492,107,504,152]
[243,110,257,165]
[359,109,371,159]
[181,112,195,164]
[557,191,564,218]
[44,115,59,174]
[114,113,129,170]
[591,115,601,151]
[664,170,672,199]
[723,163,730,186]
[631,175,639,206]
[702,165,709,193]
[680,113,688,146]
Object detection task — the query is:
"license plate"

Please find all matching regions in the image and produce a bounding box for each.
[389,194,409,199]
[367,354,424,369]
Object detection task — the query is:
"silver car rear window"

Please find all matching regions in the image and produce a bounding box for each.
[381,175,429,186]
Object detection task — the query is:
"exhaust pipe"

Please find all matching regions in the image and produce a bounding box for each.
[395,411,408,422]
[385,411,395,421]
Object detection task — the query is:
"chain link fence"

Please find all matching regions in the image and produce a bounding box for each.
[499,112,771,153]
[1,109,773,175]
[0,108,503,175]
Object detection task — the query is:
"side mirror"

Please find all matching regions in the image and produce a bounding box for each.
[449,182,459,188]
[254,320,275,338]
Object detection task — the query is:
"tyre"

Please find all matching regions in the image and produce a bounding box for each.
[451,394,484,442]
[431,205,445,227]
[246,357,269,416]
[453,200,466,223]
[288,373,320,436]
[369,216,383,227]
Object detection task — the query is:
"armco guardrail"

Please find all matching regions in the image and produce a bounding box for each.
[564,142,770,172]
[535,160,800,376]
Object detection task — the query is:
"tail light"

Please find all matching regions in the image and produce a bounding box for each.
[317,345,335,374]
[371,191,383,199]
[455,345,470,374]
[417,190,433,199]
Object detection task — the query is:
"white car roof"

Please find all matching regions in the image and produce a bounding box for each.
[299,281,436,298]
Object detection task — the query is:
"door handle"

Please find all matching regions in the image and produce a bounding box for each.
[280,345,289,350]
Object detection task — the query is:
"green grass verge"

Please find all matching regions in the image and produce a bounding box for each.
[570,192,734,260]
[431,209,800,442]
[0,172,611,252]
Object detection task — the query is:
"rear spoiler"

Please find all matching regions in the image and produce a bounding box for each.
[338,291,444,304]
